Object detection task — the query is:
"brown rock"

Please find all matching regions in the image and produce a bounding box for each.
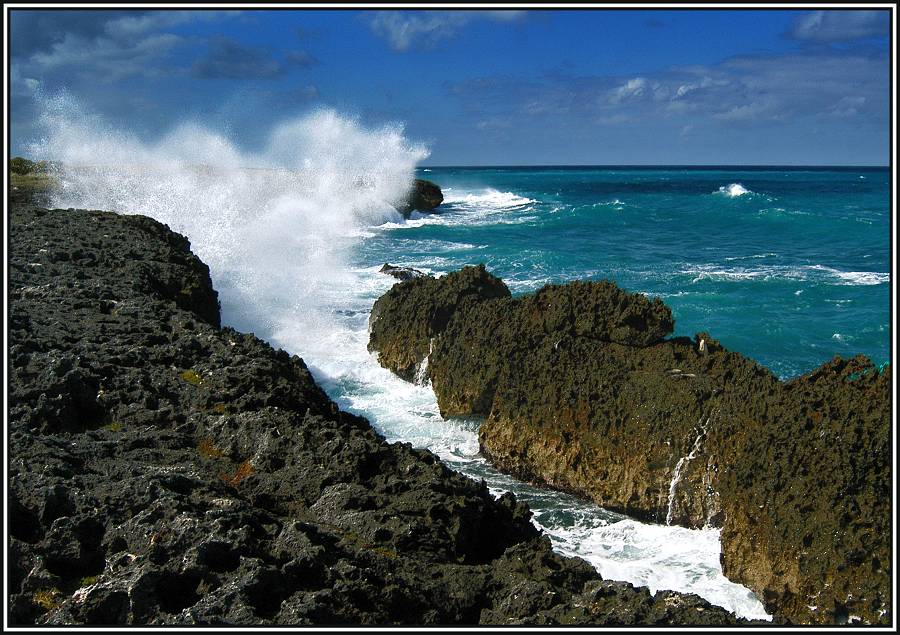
[368,266,892,625]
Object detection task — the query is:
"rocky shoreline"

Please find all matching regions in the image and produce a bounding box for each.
[368,265,892,625]
[7,190,746,626]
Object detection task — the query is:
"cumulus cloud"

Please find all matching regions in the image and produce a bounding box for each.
[12,10,239,82]
[608,78,650,104]
[447,48,888,129]
[790,10,888,42]
[369,10,526,51]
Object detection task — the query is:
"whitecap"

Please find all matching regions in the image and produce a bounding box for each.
[715,183,752,197]
[442,188,536,208]
[808,265,889,286]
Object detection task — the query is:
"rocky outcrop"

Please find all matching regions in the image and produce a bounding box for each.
[368,265,892,625]
[378,263,429,282]
[395,179,443,217]
[368,265,510,382]
[7,196,742,626]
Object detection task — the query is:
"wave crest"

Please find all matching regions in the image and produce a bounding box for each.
[715,183,752,197]
[29,93,429,348]
[443,188,536,208]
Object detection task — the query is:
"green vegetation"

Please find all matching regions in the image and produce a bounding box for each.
[79,575,99,587]
[180,369,203,386]
[10,156,55,174]
[10,171,56,193]
[101,421,124,432]
[10,156,36,175]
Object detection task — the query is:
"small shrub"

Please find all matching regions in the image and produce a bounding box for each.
[32,588,61,611]
[79,575,99,587]
[180,369,203,386]
[102,421,123,432]
[10,156,36,175]
[212,403,226,415]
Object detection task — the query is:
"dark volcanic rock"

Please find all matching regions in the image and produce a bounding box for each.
[395,178,443,217]
[8,203,741,626]
[378,263,429,282]
[368,266,892,626]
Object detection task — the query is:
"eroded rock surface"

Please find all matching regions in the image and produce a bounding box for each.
[7,197,741,626]
[368,265,892,625]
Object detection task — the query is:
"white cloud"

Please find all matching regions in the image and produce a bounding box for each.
[450,48,887,131]
[791,10,888,42]
[18,11,243,83]
[828,96,867,118]
[31,32,185,81]
[369,10,526,51]
[608,77,649,104]
[713,99,776,123]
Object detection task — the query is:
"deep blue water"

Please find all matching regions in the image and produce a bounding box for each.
[360,166,891,379]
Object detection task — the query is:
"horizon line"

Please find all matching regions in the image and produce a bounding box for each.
[417,164,890,169]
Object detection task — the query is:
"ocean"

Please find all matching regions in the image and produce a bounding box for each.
[38,109,891,622]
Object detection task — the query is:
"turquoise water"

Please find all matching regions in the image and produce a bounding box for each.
[361,166,891,379]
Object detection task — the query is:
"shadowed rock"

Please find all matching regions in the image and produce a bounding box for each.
[368,265,891,626]
[395,179,443,217]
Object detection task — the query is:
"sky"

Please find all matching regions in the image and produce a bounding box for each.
[7,6,893,166]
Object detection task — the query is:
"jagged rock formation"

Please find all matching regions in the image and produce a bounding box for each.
[368,264,892,625]
[7,193,742,626]
[395,179,443,217]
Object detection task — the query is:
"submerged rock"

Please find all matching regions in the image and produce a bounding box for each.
[368,265,891,626]
[8,203,741,626]
[395,179,443,217]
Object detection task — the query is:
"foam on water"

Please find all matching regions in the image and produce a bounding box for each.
[716,183,752,197]
[30,94,769,621]
[685,263,888,286]
[442,187,536,208]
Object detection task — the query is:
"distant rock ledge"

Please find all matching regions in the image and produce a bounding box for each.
[368,264,892,626]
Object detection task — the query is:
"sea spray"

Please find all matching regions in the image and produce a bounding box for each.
[30,94,427,363]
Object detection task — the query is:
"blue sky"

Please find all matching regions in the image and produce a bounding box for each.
[9,7,892,165]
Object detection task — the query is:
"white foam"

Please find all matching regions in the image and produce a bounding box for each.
[715,183,752,197]
[685,263,888,286]
[443,188,536,208]
[808,265,889,286]
[724,252,777,262]
[593,198,626,209]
